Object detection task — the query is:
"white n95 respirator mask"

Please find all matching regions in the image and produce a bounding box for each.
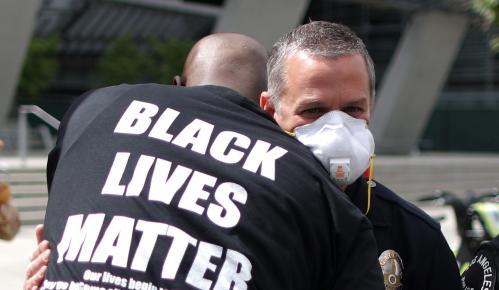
[294,110,375,187]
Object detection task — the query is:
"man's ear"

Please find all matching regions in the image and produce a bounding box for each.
[173,75,186,86]
[260,91,275,115]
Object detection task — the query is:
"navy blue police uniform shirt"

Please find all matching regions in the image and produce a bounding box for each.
[43,84,384,290]
[346,177,462,290]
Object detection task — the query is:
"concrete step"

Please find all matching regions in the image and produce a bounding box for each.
[2,164,48,226]
[373,153,499,200]
[10,184,47,194]
[7,172,46,183]
[18,210,46,226]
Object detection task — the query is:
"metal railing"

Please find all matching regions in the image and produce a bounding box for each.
[17,105,60,162]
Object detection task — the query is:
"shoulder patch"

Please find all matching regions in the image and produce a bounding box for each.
[461,248,497,290]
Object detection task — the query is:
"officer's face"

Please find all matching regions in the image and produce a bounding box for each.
[261,52,371,132]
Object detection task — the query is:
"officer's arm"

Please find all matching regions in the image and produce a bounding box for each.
[461,235,499,290]
[426,231,462,289]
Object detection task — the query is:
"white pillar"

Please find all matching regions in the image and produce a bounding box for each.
[371,11,468,154]
[0,0,40,126]
[214,0,310,49]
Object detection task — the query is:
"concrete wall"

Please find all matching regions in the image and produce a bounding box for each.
[371,11,468,154]
[214,0,310,49]
[0,0,40,126]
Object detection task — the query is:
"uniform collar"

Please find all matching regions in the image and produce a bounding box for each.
[345,177,392,228]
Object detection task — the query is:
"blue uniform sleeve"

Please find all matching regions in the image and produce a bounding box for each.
[426,230,462,289]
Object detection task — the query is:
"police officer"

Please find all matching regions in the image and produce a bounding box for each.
[260,21,462,290]
[26,33,384,290]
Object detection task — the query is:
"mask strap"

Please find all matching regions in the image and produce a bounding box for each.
[365,154,376,215]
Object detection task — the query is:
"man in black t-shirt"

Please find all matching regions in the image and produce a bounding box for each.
[33,34,384,290]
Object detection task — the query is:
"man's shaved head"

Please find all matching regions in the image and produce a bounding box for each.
[182,33,268,102]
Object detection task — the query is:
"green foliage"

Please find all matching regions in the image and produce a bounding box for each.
[17,35,194,97]
[491,36,499,50]
[149,38,194,84]
[96,35,151,86]
[471,0,498,23]
[16,35,59,100]
[470,0,499,52]
[96,36,193,86]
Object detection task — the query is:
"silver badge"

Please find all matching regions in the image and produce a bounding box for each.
[378,249,404,290]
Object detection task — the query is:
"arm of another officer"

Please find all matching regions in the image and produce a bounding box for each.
[461,235,499,290]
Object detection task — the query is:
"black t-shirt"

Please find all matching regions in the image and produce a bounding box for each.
[347,177,463,290]
[42,84,383,290]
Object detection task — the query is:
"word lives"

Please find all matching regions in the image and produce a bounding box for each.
[102,153,247,228]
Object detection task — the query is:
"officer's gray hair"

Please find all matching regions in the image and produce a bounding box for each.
[267,21,376,109]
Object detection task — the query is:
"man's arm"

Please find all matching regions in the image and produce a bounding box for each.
[333,218,385,290]
[461,235,499,290]
[24,225,50,290]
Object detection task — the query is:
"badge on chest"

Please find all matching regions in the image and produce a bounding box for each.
[379,249,404,290]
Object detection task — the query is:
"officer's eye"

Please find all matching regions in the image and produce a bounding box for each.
[342,106,364,117]
[301,107,327,119]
